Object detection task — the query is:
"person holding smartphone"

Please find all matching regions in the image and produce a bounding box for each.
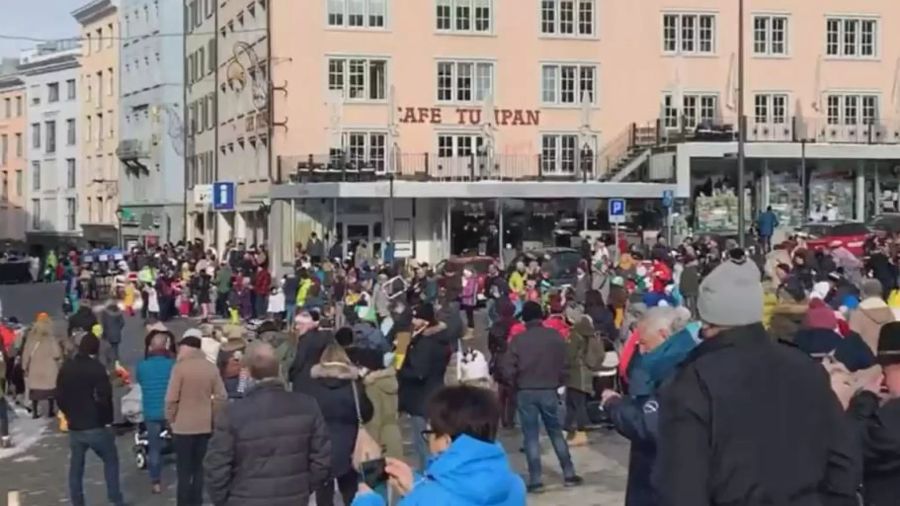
[352,385,525,506]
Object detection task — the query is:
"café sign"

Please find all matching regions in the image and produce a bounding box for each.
[397,107,540,126]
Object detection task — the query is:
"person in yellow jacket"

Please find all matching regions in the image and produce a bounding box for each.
[295,272,313,308]
[508,261,527,297]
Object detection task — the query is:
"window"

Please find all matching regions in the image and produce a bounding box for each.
[66,79,76,100]
[753,15,788,56]
[3,98,8,118]
[31,123,40,149]
[541,63,596,105]
[826,17,878,58]
[541,134,595,175]
[32,161,40,191]
[344,131,387,170]
[67,158,76,188]
[541,0,594,37]
[67,198,76,231]
[15,133,21,157]
[47,82,60,103]
[753,93,789,124]
[437,133,485,157]
[661,92,719,128]
[30,85,40,105]
[1,173,6,201]
[826,94,879,125]
[328,0,385,28]
[436,0,491,33]
[328,57,387,101]
[66,119,76,146]
[107,23,114,48]
[15,96,21,116]
[45,121,56,154]
[0,134,6,165]
[14,170,22,197]
[97,113,104,142]
[436,60,493,103]
[108,68,114,96]
[86,116,92,141]
[662,13,716,54]
[32,199,40,230]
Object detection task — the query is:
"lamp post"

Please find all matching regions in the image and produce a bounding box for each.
[737,0,747,247]
[114,207,123,249]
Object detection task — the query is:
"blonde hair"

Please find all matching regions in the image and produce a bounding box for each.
[318,342,352,365]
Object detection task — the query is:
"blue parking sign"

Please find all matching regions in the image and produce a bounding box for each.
[213,181,236,211]
[609,198,626,223]
[662,190,674,208]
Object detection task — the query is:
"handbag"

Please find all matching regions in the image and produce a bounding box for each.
[350,380,381,470]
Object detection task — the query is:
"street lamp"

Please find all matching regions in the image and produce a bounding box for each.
[114,207,123,248]
[737,0,747,247]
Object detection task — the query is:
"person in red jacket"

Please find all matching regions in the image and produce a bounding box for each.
[543,295,570,340]
[252,266,272,318]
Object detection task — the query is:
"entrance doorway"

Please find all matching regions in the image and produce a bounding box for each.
[338,219,383,263]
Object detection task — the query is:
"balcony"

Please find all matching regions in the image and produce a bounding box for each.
[116,139,148,172]
[661,115,900,145]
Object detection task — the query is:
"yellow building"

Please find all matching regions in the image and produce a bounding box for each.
[73,0,119,245]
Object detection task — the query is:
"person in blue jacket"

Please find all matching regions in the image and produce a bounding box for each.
[757,206,779,252]
[135,331,176,494]
[600,307,699,506]
[352,385,526,506]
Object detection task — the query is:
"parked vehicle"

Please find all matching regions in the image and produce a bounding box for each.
[506,247,582,287]
[795,222,869,256]
[870,213,900,235]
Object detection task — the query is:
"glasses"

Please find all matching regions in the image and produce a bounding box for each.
[419,429,436,443]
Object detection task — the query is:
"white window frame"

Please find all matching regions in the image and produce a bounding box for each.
[327,0,387,29]
[661,12,717,55]
[436,59,495,104]
[752,14,789,57]
[661,91,720,129]
[540,62,598,107]
[539,0,596,38]
[825,93,880,125]
[436,131,486,157]
[752,92,790,124]
[540,132,597,176]
[825,16,879,59]
[436,0,493,34]
[341,130,389,171]
[326,56,389,102]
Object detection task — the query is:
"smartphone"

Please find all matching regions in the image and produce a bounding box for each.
[359,458,388,489]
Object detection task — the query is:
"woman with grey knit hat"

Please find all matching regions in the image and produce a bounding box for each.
[655,253,861,506]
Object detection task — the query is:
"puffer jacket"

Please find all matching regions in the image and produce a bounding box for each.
[362,368,404,459]
[204,379,332,506]
[306,362,374,477]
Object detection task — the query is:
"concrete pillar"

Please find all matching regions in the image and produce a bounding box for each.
[760,160,771,210]
[856,162,866,222]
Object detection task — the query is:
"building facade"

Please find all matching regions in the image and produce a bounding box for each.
[20,42,83,248]
[73,0,121,246]
[265,0,900,268]
[0,60,27,242]
[185,0,218,246]
[215,0,270,254]
[117,0,185,246]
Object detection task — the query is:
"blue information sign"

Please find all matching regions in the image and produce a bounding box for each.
[212,181,236,211]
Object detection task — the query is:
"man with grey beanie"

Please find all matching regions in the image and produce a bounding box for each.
[656,253,861,506]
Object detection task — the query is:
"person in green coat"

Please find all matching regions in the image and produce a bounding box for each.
[215,262,233,316]
[565,315,598,447]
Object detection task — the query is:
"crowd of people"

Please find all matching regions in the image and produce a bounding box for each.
[1,228,900,505]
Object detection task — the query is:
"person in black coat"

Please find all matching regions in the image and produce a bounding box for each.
[67,304,98,336]
[847,321,900,505]
[289,311,335,393]
[99,302,125,361]
[305,343,373,506]
[658,258,861,506]
[204,342,331,506]
[400,303,451,469]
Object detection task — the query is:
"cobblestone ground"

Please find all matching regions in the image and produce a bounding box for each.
[0,283,628,505]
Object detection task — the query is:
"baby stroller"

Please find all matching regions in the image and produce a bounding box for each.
[132,423,174,469]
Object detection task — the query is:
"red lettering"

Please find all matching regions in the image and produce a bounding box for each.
[512,110,525,126]
[456,108,468,125]
[470,109,482,125]
[500,109,514,126]
[526,110,540,126]
[400,107,417,123]
[417,107,430,123]
[430,108,443,124]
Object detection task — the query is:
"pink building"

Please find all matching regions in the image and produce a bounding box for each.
[262,0,900,267]
[0,67,27,242]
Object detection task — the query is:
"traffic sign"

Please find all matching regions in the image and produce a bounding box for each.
[662,190,674,208]
[609,198,626,224]
[212,181,236,211]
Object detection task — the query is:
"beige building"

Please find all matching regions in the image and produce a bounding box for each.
[0,60,26,242]
[73,0,120,245]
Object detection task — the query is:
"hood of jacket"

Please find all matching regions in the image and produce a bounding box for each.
[311,361,359,388]
[363,367,399,395]
[424,434,524,505]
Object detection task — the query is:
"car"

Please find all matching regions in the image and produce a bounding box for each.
[870,213,900,235]
[435,255,496,298]
[795,222,869,256]
[506,247,583,288]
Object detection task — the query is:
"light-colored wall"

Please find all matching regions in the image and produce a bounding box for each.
[270,0,900,173]
[0,80,27,240]
[22,47,82,236]
[77,2,120,227]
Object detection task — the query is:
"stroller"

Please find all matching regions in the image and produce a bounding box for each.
[132,422,174,469]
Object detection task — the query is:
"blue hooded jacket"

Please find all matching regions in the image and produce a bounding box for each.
[352,435,526,506]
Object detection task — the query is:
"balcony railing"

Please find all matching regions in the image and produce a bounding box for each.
[661,115,900,145]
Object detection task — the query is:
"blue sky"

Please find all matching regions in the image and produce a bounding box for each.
[0,0,87,57]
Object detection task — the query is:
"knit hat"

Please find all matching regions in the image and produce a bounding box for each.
[804,300,838,330]
[697,258,764,326]
[79,333,100,356]
[179,335,202,349]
